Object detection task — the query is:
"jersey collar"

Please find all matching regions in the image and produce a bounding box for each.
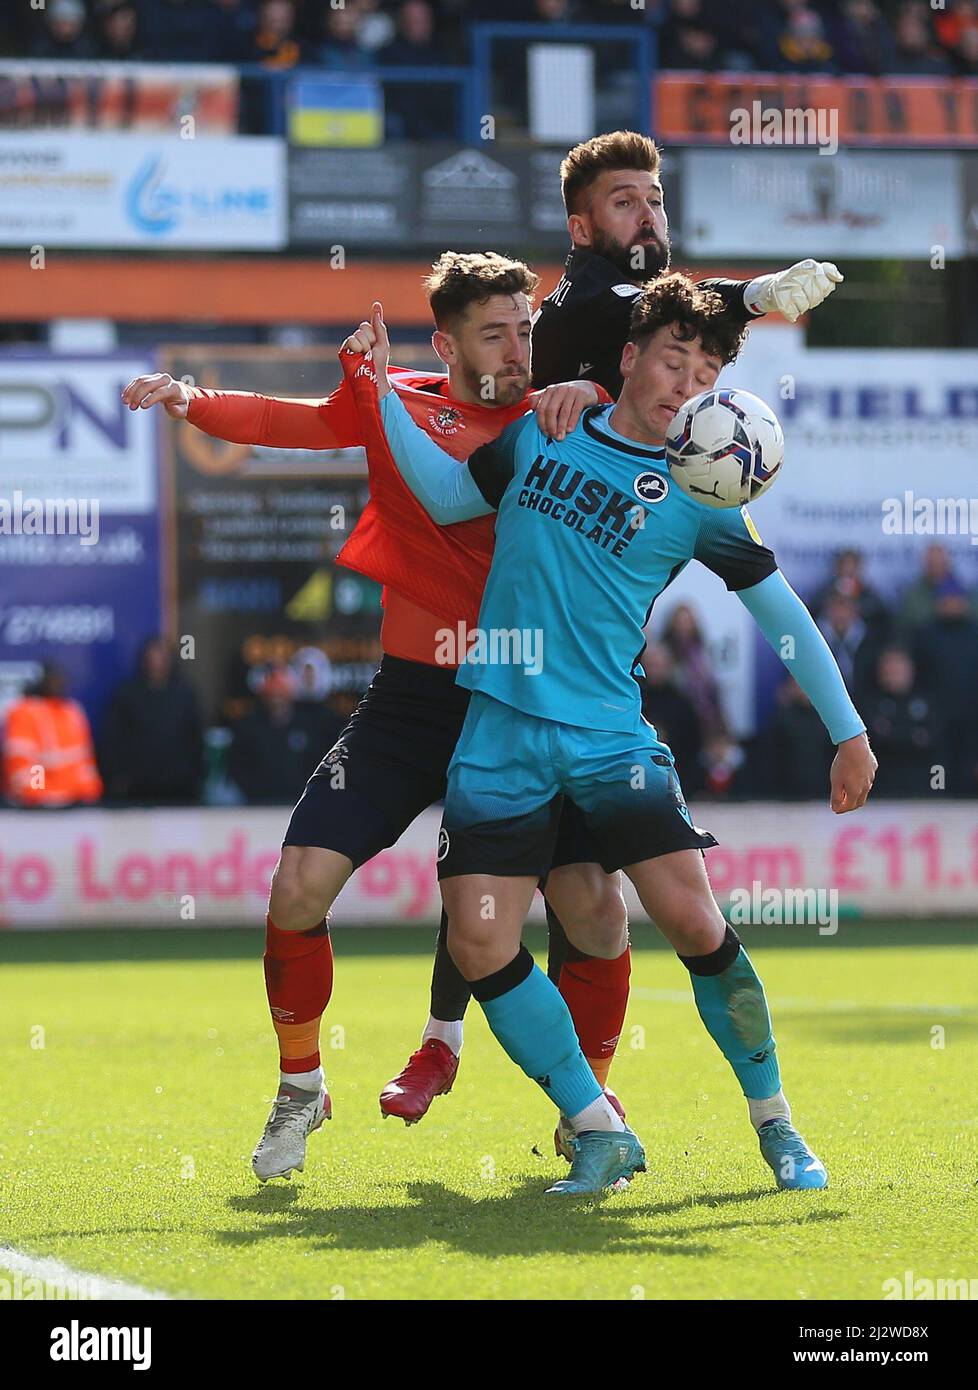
[582,405,666,460]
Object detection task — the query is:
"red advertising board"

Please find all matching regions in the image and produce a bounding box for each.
[654,74,978,146]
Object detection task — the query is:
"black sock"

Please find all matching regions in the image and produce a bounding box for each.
[428,907,471,1022]
[546,900,576,982]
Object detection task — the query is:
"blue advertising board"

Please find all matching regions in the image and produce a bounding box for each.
[0,351,163,733]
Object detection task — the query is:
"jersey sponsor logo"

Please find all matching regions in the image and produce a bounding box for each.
[611,283,643,298]
[633,471,669,504]
[354,359,377,382]
[515,453,644,558]
[427,405,464,436]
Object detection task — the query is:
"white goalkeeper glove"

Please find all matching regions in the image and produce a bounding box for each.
[744,259,843,322]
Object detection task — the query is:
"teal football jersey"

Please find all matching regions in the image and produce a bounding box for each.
[460,404,777,733]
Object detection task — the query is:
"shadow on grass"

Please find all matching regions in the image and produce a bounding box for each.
[209,1181,845,1261]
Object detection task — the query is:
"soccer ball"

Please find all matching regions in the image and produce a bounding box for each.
[665,388,784,509]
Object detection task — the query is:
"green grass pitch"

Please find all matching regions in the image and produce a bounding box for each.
[2,922,976,1301]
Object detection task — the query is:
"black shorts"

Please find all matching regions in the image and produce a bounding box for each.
[282,655,600,872]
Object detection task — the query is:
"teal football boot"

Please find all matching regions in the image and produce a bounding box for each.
[758,1118,828,1190]
[546,1126,646,1195]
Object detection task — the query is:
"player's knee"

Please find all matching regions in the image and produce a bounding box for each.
[661,897,726,959]
[268,854,333,933]
[446,920,505,981]
[557,879,628,959]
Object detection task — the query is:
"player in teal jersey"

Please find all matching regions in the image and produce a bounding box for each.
[365,276,877,1195]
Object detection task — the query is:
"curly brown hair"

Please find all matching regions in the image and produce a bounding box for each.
[630,272,747,365]
[559,131,661,214]
[424,251,540,329]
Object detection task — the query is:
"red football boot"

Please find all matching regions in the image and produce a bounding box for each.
[380,1038,459,1124]
[554,1086,626,1162]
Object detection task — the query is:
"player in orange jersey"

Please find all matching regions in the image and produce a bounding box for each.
[123,252,631,1181]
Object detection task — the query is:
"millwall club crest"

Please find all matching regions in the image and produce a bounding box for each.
[633,471,668,504]
[428,405,463,436]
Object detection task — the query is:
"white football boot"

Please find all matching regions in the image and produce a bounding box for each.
[251,1082,331,1182]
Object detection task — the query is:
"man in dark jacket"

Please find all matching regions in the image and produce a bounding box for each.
[862,647,942,798]
[99,638,203,803]
[228,668,329,805]
[912,581,978,796]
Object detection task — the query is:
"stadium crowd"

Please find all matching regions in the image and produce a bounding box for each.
[2,543,976,809]
[4,0,977,78]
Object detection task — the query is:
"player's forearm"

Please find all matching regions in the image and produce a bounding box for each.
[186,389,357,450]
[697,277,754,326]
[738,570,866,745]
[379,392,493,524]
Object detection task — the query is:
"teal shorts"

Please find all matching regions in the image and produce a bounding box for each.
[438,691,717,879]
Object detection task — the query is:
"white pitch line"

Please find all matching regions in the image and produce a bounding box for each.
[631,987,974,1016]
[0,1246,171,1301]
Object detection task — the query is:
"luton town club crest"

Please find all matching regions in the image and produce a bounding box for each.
[428,405,464,436]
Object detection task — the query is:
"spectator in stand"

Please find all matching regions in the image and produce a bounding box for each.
[315,1,373,70]
[813,548,890,639]
[290,647,345,755]
[140,0,224,61]
[30,0,97,59]
[831,0,896,75]
[379,0,448,65]
[379,1,450,139]
[94,0,143,59]
[251,0,304,67]
[532,0,589,21]
[227,668,324,805]
[861,646,941,798]
[897,543,977,633]
[890,1,952,75]
[701,733,747,798]
[209,0,258,62]
[357,0,396,52]
[661,603,728,741]
[639,641,704,793]
[934,0,978,69]
[766,677,834,799]
[912,578,978,795]
[98,638,204,804]
[2,664,102,808]
[660,0,723,69]
[758,0,836,73]
[953,22,978,72]
[817,591,876,697]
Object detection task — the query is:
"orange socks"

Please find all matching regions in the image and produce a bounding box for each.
[263,916,334,1074]
[557,946,631,1086]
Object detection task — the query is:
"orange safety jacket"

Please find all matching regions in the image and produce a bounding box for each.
[2,696,103,806]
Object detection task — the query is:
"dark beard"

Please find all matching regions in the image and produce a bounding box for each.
[591,227,671,282]
[461,362,527,406]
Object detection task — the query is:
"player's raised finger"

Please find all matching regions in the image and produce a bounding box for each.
[372,301,389,346]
